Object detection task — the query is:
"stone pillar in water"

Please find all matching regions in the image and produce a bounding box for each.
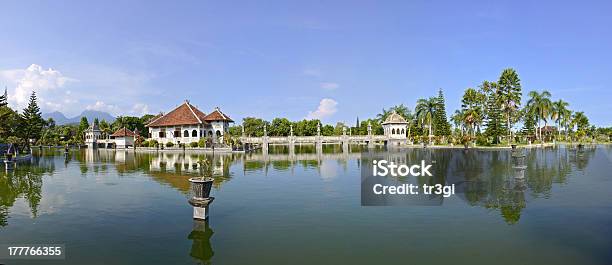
[262,124,269,154]
[341,125,347,152]
[511,148,527,180]
[367,122,374,148]
[188,178,215,220]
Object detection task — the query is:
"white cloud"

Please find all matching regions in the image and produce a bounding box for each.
[0,64,77,111]
[86,102,149,117]
[320,82,339,90]
[306,98,338,120]
[130,103,150,116]
[86,101,121,115]
[0,64,157,117]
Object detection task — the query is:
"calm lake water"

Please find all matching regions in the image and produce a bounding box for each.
[1,145,611,265]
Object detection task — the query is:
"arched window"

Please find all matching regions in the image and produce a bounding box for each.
[216,130,221,138]
[192,130,197,137]
[208,131,213,137]
[401,128,405,134]
[183,130,189,137]
[392,128,396,134]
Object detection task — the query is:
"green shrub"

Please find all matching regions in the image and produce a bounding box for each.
[166,142,175,147]
[190,142,199,148]
[198,137,207,148]
[149,140,158,147]
[476,135,490,146]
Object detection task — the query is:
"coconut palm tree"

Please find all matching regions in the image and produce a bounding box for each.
[376,108,391,123]
[415,97,437,142]
[451,110,465,136]
[463,108,481,137]
[377,104,412,123]
[572,111,589,133]
[539,94,553,141]
[551,99,569,139]
[526,90,552,141]
[99,120,112,139]
[561,108,573,140]
[461,88,485,138]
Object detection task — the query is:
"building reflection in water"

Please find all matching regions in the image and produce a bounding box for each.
[188,220,214,265]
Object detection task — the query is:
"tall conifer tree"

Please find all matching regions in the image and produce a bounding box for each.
[20,91,45,146]
[433,88,451,136]
[482,81,506,143]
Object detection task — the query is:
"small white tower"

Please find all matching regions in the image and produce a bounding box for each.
[84,122,102,148]
[382,111,408,146]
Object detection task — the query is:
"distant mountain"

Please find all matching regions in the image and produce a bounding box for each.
[42,111,69,125]
[43,110,116,125]
[79,110,116,124]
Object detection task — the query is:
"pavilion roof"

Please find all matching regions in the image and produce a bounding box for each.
[146,101,208,127]
[203,107,234,122]
[111,127,135,137]
[382,111,408,125]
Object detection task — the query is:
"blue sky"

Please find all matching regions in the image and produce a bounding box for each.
[1,0,610,126]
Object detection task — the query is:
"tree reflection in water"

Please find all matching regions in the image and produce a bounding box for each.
[0,157,53,226]
[451,145,597,224]
[362,145,598,224]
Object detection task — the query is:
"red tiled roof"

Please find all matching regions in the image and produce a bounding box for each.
[203,107,234,122]
[146,101,208,127]
[111,127,135,137]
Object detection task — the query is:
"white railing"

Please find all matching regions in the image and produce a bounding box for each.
[240,135,389,144]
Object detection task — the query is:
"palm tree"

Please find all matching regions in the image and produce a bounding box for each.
[551,99,569,139]
[526,90,552,141]
[539,93,553,141]
[377,104,412,123]
[572,111,589,132]
[451,110,465,136]
[99,120,112,139]
[391,104,411,120]
[561,108,573,140]
[376,108,391,123]
[463,108,481,137]
[461,88,485,138]
[415,97,437,142]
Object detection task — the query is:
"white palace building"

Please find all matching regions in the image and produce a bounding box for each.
[145,100,234,145]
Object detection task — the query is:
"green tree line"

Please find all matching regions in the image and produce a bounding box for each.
[0,90,154,152]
